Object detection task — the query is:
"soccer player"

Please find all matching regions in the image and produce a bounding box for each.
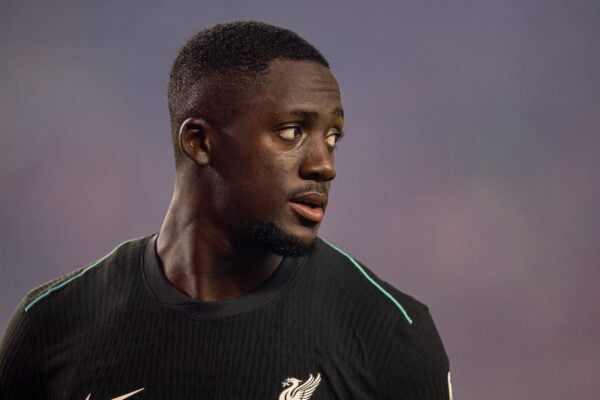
[0,21,452,399]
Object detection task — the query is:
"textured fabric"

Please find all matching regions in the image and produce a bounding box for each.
[0,235,450,399]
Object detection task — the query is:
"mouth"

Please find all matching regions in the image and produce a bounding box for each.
[288,192,327,223]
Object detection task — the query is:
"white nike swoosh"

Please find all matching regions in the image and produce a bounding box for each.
[84,387,144,400]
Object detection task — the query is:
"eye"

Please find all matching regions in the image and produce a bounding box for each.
[325,130,344,149]
[277,126,303,141]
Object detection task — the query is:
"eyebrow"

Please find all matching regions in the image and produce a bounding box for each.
[288,107,344,119]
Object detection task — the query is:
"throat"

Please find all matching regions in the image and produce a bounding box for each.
[157,234,283,301]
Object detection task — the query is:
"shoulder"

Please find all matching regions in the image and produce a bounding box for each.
[309,237,429,328]
[22,235,152,316]
[306,237,450,396]
[310,239,451,398]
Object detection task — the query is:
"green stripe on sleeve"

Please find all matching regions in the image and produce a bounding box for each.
[25,238,137,312]
[320,237,413,325]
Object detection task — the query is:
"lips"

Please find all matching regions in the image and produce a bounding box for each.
[288,192,327,223]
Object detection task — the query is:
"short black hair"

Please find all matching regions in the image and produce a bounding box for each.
[168,21,330,166]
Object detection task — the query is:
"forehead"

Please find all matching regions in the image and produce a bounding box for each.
[245,59,343,117]
[264,59,340,95]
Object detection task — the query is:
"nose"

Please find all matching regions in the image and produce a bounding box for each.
[299,138,336,182]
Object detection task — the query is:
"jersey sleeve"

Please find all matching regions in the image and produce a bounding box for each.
[0,299,45,399]
[378,309,452,400]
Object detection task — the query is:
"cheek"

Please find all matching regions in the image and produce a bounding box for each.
[247,139,297,179]
[251,159,288,198]
[217,135,301,208]
[241,157,296,213]
[264,152,299,186]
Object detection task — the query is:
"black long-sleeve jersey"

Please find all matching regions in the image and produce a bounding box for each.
[0,235,451,399]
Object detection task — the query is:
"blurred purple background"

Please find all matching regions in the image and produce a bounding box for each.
[2,1,599,398]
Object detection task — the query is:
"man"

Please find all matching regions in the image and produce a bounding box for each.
[0,21,451,399]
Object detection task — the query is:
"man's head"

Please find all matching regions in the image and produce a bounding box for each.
[168,21,330,166]
[167,22,344,256]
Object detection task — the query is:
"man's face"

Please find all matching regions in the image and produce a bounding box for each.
[209,59,344,255]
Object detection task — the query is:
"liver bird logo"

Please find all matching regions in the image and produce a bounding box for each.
[278,373,321,400]
[84,387,144,400]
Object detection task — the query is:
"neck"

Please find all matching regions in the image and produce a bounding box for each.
[156,185,283,302]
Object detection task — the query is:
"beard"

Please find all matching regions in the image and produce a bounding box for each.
[239,221,318,257]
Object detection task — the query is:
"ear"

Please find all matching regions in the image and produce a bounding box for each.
[178,117,214,166]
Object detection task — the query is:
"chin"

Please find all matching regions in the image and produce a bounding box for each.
[241,221,318,257]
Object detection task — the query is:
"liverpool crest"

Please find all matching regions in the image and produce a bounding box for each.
[278,373,321,400]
